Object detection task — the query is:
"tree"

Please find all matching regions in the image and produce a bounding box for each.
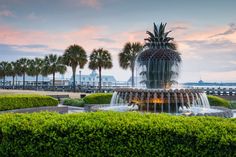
[16,58,29,90]
[63,44,87,92]
[6,62,17,89]
[119,42,143,87]
[89,48,112,91]
[43,54,67,90]
[27,58,43,90]
[0,61,9,88]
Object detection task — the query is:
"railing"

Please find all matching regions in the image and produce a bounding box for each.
[193,87,236,96]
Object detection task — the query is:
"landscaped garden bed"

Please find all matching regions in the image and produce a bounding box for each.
[63,93,112,107]
[0,112,235,156]
[0,94,58,111]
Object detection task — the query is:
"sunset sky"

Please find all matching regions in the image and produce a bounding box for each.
[0,0,236,83]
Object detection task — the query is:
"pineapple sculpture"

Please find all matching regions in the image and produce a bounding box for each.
[137,22,181,89]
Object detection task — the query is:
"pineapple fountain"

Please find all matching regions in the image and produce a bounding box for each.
[95,22,233,117]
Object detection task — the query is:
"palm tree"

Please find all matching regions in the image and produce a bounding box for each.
[63,44,87,92]
[89,48,112,91]
[15,58,29,90]
[6,62,17,89]
[0,61,9,88]
[27,58,44,90]
[43,54,67,90]
[119,42,143,87]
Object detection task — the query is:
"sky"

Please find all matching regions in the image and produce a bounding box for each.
[0,0,236,83]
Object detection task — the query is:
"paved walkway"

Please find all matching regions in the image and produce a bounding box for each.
[0,89,87,99]
[0,104,85,114]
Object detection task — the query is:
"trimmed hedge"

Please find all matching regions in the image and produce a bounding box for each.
[207,95,230,108]
[0,112,235,156]
[63,98,85,107]
[0,94,58,111]
[83,93,112,104]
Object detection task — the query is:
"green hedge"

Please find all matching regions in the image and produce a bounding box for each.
[0,94,58,111]
[207,95,230,108]
[83,93,112,104]
[63,98,85,107]
[0,112,235,156]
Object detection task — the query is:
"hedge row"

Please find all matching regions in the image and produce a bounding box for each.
[207,95,230,108]
[63,98,85,107]
[83,93,112,104]
[0,94,58,111]
[0,112,235,156]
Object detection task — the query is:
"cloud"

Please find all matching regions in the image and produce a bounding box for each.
[0,44,47,61]
[170,26,188,31]
[11,44,62,54]
[27,12,43,21]
[93,38,115,43]
[209,23,236,38]
[79,0,101,8]
[0,9,14,17]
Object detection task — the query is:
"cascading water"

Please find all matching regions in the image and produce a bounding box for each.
[111,88,210,114]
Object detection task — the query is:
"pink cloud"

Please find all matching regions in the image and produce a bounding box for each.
[65,0,101,9]
[79,0,100,8]
[0,9,14,17]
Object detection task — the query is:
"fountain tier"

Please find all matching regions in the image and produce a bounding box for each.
[111,88,210,113]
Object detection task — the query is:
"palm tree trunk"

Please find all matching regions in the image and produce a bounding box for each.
[15,75,18,88]
[3,76,5,89]
[72,67,76,93]
[53,72,55,91]
[36,75,38,91]
[99,67,102,92]
[131,66,135,87]
[23,73,25,90]
[41,76,44,89]
[12,76,15,89]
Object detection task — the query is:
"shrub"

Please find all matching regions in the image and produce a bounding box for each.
[207,95,230,108]
[83,93,112,104]
[63,98,85,107]
[229,101,236,109]
[0,94,58,111]
[0,112,235,156]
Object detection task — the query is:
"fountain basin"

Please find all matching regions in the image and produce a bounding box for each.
[90,105,233,118]
[111,88,210,113]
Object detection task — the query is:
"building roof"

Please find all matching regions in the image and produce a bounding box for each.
[2,75,50,82]
[71,70,116,82]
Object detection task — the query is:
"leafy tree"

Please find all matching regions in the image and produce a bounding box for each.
[63,45,87,92]
[119,42,143,87]
[89,48,112,91]
[16,58,29,90]
[0,61,9,88]
[27,58,44,90]
[6,62,17,89]
[43,54,67,90]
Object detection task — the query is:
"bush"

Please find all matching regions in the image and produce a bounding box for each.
[207,95,230,108]
[83,93,112,104]
[229,101,236,109]
[0,94,58,111]
[0,112,235,156]
[63,98,85,107]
